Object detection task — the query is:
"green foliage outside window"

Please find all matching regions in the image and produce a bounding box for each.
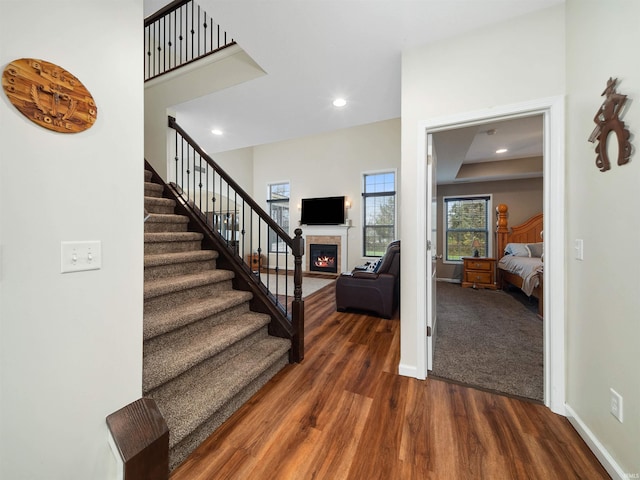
[363,172,396,257]
[445,197,490,261]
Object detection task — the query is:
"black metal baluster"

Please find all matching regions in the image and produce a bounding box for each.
[168,11,173,71]
[198,155,203,213]
[174,129,179,186]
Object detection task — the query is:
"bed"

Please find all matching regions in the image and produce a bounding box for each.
[495,204,544,317]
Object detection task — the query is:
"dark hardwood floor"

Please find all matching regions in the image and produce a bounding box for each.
[171,283,609,479]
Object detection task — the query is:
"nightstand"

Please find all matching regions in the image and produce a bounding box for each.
[462,257,497,289]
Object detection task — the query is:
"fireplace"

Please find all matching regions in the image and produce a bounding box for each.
[309,243,338,274]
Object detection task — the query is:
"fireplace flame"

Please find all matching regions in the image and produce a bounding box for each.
[314,256,335,268]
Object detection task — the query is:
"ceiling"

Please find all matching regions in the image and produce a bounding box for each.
[144,0,556,180]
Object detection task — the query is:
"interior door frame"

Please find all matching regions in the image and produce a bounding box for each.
[416,96,566,415]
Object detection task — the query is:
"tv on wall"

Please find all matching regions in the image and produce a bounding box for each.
[300,196,345,225]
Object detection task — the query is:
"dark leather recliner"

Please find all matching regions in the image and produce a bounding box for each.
[335,240,400,319]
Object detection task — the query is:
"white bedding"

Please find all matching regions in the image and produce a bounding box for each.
[498,255,543,296]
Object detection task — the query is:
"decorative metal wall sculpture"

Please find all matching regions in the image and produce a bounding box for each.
[2,58,97,133]
[588,77,632,172]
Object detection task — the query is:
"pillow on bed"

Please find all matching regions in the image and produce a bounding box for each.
[504,243,530,257]
[526,242,544,258]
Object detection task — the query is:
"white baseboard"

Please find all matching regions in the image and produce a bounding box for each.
[398,363,420,378]
[436,277,461,284]
[565,404,628,480]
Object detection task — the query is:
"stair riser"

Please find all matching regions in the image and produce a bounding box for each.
[144,240,202,255]
[144,199,177,214]
[144,260,216,281]
[145,183,164,197]
[144,221,190,233]
[167,353,289,470]
[143,321,266,393]
[145,204,176,215]
[144,280,233,314]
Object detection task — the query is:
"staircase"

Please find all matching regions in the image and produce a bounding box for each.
[143,168,291,470]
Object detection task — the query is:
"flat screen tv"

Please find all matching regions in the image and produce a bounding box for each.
[300,196,345,225]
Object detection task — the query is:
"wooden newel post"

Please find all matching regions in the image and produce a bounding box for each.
[291,228,305,362]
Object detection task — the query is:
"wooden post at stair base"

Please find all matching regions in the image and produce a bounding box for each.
[291,228,305,362]
[106,397,169,480]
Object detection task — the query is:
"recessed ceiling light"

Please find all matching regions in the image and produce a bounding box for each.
[333,98,347,108]
[211,129,223,136]
[496,148,508,154]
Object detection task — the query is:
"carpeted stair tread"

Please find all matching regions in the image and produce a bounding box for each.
[144,270,234,300]
[151,336,291,448]
[145,170,153,182]
[144,231,203,243]
[144,290,253,339]
[145,250,218,268]
[145,213,190,225]
[144,196,175,207]
[143,312,271,392]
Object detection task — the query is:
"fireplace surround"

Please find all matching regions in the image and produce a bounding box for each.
[303,225,349,275]
[309,243,338,274]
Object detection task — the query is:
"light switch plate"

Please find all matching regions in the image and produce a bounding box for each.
[61,241,102,273]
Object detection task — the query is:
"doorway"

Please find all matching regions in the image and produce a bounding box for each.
[417,97,566,414]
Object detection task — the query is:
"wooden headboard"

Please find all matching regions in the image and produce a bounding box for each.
[495,204,543,258]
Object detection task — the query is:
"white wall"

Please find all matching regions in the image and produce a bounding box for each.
[565,1,640,475]
[400,4,565,377]
[251,118,401,269]
[215,146,255,194]
[0,2,144,479]
[145,46,265,178]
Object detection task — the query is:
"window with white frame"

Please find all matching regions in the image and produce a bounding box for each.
[267,182,290,253]
[443,195,491,262]
[362,171,396,257]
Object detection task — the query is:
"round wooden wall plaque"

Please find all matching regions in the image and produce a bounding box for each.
[2,58,97,133]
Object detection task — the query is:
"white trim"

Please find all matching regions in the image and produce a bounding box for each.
[398,362,419,378]
[410,96,566,415]
[565,404,627,480]
[414,124,428,379]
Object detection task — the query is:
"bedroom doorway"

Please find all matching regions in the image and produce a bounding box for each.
[419,97,566,414]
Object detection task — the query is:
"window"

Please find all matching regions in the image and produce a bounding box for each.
[444,195,491,262]
[363,171,396,257]
[267,182,290,253]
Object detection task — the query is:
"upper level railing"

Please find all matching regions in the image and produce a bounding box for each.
[144,0,236,81]
[167,116,305,361]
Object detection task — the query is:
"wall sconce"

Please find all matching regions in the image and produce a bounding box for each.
[472,238,481,257]
[345,199,351,209]
[297,203,301,210]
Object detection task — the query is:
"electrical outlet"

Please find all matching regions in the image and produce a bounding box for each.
[610,388,623,423]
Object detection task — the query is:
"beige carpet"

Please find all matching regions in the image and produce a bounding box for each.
[432,281,543,402]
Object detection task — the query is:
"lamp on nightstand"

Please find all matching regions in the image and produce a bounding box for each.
[472,238,481,257]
